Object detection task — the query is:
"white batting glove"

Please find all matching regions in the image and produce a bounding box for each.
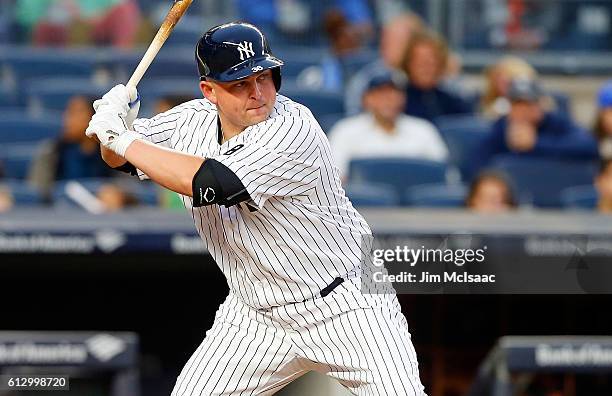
[91,84,140,130]
[86,108,141,157]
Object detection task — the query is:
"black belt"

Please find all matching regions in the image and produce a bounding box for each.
[320,277,344,297]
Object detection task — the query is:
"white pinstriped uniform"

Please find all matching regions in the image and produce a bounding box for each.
[132,95,426,395]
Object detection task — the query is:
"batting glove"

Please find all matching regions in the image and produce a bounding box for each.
[91,84,140,130]
[86,109,141,157]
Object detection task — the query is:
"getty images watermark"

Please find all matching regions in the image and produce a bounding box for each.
[358,234,612,294]
[371,245,493,284]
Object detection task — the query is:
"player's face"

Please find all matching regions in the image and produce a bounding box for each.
[201,70,276,132]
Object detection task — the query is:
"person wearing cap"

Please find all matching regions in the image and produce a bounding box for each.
[474,77,598,172]
[328,70,448,180]
[593,80,612,160]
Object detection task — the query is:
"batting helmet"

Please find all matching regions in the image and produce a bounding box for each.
[196,22,284,91]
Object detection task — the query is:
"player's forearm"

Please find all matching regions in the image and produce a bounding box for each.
[124,139,204,196]
[100,145,127,168]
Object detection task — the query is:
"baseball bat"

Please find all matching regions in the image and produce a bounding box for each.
[126,0,193,89]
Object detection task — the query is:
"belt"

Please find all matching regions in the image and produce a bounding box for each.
[320,277,345,297]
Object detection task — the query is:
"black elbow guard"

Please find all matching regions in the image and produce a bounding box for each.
[192,159,251,207]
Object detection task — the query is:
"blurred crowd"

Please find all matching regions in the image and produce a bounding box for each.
[0,0,612,220]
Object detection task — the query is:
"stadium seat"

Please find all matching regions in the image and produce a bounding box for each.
[343,182,400,207]
[0,179,42,206]
[0,111,62,142]
[118,49,199,79]
[491,155,598,208]
[560,184,598,209]
[274,47,326,78]
[404,183,467,207]
[0,143,39,179]
[434,115,491,181]
[317,112,344,134]
[348,158,448,197]
[25,78,112,112]
[279,86,344,120]
[0,85,20,108]
[2,52,94,81]
[138,79,201,102]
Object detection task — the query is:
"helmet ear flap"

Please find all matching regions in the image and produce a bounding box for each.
[272,67,282,91]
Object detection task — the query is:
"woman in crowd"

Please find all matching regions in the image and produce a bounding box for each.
[593,80,612,160]
[465,170,518,214]
[480,56,537,119]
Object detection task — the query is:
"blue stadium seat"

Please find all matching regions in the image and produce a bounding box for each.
[4,56,94,81]
[348,158,448,197]
[0,111,62,142]
[344,182,400,207]
[317,112,343,134]
[25,78,111,112]
[560,184,598,210]
[138,79,201,101]
[119,49,199,79]
[404,183,467,207]
[434,115,491,181]
[274,47,326,78]
[1,179,42,206]
[491,155,597,208]
[0,85,20,108]
[0,143,39,179]
[279,86,344,120]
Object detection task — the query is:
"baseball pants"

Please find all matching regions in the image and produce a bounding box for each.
[171,279,426,395]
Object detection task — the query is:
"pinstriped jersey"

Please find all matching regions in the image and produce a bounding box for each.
[132,95,372,309]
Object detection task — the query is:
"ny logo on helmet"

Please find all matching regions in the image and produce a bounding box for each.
[237,41,255,61]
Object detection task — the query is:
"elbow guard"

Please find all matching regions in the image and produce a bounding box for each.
[192,159,251,207]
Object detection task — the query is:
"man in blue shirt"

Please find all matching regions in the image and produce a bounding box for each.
[475,78,598,172]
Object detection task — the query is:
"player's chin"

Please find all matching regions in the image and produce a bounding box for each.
[245,106,272,124]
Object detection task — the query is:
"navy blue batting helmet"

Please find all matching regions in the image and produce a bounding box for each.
[196,22,284,91]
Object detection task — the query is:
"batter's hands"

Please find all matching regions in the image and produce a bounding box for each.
[86,108,141,157]
[92,84,140,130]
[87,85,142,157]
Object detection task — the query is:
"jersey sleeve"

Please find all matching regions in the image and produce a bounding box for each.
[130,110,182,180]
[211,116,322,209]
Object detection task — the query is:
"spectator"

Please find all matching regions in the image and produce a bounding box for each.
[595,159,612,213]
[96,182,138,212]
[481,56,537,119]
[466,170,517,214]
[475,78,598,171]
[235,0,373,45]
[593,80,612,160]
[0,185,13,213]
[311,9,367,92]
[328,71,448,180]
[28,95,113,199]
[401,30,474,122]
[345,12,425,115]
[16,0,141,48]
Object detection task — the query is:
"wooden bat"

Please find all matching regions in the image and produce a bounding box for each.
[90,0,192,144]
[126,0,194,90]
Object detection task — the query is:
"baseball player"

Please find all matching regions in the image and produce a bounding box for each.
[86,22,426,396]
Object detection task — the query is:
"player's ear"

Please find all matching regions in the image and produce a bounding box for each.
[200,80,217,104]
